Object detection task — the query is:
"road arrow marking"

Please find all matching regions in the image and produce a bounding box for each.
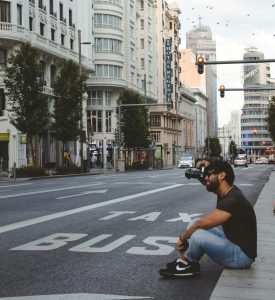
[0,184,183,234]
[57,190,108,199]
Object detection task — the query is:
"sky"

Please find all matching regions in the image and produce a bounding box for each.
[168,0,275,127]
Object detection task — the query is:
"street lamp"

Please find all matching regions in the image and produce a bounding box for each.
[78,29,91,173]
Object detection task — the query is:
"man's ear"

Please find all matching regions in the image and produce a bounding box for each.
[219,171,226,181]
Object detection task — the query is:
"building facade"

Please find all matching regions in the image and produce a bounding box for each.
[186,24,218,137]
[241,47,274,157]
[0,0,93,171]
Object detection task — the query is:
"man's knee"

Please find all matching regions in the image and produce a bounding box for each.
[189,229,207,244]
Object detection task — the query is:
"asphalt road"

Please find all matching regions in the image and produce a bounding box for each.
[0,164,272,300]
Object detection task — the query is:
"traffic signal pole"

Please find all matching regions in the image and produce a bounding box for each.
[203,58,275,65]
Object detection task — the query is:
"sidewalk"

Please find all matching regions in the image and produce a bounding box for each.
[210,169,275,300]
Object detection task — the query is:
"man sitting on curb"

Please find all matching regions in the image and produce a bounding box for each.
[159,159,257,277]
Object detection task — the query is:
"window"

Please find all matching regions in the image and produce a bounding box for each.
[69,9,72,26]
[105,111,112,133]
[141,58,144,68]
[95,38,122,53]
[0,89,5,116]
[91,90,103,106]
[89,110,102,133]
[140,38,144,49]
[70,38,73,50]
[150,115,161,127]
[61,34,65,45]
[0,1,10,22]
[29,17,33,31]
[50,0,54,14]
[59,2,63,20]
[150,131,161,143]
[94,14,121,29]
[105,91,111,106]
[140,0,144,10]
[40,23,44,36]
[50,65,57,87]
[95,65,122,78]
[17,4,22,25]
[140,19,144,30]
[39,61,46,84]
[0,49,6,67]
[51,28,55,41]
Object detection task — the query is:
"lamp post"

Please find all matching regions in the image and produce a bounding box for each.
[78,29,91,172]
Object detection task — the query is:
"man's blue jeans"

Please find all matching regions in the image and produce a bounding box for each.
[185,222,253,268]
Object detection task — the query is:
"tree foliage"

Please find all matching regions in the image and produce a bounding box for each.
[4,42,50,165]
[118,90,150,149]
[203,137,222,158]
[228,140,238,158]
[266,96,275,143]
[51,59,87,145]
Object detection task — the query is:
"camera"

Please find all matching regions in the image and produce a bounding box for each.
[185,167,208,184]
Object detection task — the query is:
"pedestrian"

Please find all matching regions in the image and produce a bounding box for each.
[159,159,257,277]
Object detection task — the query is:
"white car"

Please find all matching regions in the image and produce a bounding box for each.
[178,156,194,168]
[255,157,269,164]
[233,156,248,167]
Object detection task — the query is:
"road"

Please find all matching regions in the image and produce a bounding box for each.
[0,165,272,300]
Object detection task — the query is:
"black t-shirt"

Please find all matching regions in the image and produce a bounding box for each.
[216,186,257,260]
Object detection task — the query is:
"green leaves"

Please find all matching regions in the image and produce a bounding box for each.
[267,96,275,143]
[118,90,150,149]
[51,59,87,144]
[4,42,50,136]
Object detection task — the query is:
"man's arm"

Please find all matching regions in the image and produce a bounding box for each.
[177,208,231,250]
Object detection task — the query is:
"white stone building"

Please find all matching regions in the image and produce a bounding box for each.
[0,0,93,171]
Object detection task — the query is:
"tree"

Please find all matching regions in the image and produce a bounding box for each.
[51,59,87,159]
[4,43,50,166]
[203,137,222,158]
[228,140,238,159]
[266,96,275,143]
[118,90,150,149]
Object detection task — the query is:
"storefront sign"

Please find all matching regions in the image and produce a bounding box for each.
[0,133,9,141]
[20,134,27,144]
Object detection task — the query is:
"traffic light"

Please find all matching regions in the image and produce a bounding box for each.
[220,85,225,98]
[197,56,204,74]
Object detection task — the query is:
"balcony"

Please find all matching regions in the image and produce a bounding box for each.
[88,77,126,88]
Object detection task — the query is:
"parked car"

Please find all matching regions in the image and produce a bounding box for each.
[233,156,248,167]
[178,156,194,168]
[255,157,269,164]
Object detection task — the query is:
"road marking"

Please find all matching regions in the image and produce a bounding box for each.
[56,190,108,199]
[0,183,103,200]
[0,183,33,188]
[0,294,152,299]
[0,184,183,234]
[239,183,253,186]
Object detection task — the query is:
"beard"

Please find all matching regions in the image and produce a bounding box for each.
[206,177,220,192]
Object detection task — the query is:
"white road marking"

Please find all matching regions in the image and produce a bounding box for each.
[0,184,183,234]
[239,183,253,186]
[0,183,103,200]
[0,183,33,188]
[0,293,152,299]
[56,190,108,199]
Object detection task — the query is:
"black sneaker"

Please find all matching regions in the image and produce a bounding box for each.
[166,258,182,270]
[159,260,200,277]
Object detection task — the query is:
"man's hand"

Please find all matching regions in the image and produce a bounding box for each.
[196,159,210,169]
[176,237,188,252]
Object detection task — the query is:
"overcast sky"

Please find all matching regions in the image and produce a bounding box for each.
[168,0,275,127]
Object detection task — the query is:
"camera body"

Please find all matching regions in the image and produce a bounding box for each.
[185,167,208,184]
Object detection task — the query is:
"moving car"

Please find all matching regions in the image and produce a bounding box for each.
[178,156,194,168]
[255,157,269,164]
[233,156,248,167]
